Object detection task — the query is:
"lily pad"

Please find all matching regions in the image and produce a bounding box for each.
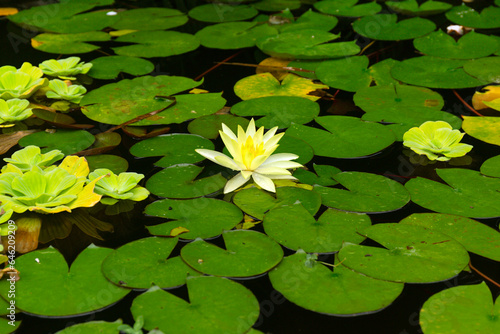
[405,168,500,218]
[481,155,500,178]
[55,320,122,334]
[420,282,500,334]
[0,245,129,316]
[257,29,360,60]
[385,0,452,16]
[278,9,338,33]
[102,237,201,289]
[18,129,95,155]
[187,114,250,139]
[314,0,382,17]
[273,135,314,165]
[269,250,404,316]
[112,31,200,58]
[352,14,435,40]
[86,154,129,174]
[314,171,410,213]
[414,30,499,59]
[231,96,319,129]
[188,4,258,22]
[234,73,328,102]
[286,116,395,158]
[293,164,341,187]
[88,56,155,80]
[462,116,500,146]
[338,223,470,283]
[233,186,321,220]
[110,7,188,30]
[254,0,301,11]
[264,204,371,253]
[400,213,500,262]
[445,5,500,29]
[131,276,259,334]
[391,56,488,89]
[130,133,214,168]
[463,57,500,84]
[195,22,278,49]
[181,230,283,277]
[32,31,111,54]
[145,197,243,240]
[146,164,226,198]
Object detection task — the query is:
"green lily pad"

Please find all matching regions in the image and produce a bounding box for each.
[463,116,500,146]
[264,204,371,253]
[86,154,129,174]
[352,14,435,40]
[30,10,118,34]
[131,276,259,334]
[257,29,360,60]
[405,168,500,218]
[254,0,301,11]
[231,96,319,129]
[269,250,404,316]
[188,4,258,22]
[146,164,226,198]
[278,9,338,33]
[314,171,410,213]
[112,31,200,58]
[446,5,500,29]
[386,0,452,16]
[130,133,214,168]
[391,56,488,89]
[187,114,250,139]
[0,245,129,316]
[181,230,283,277]
[314,0,382,17]
[293,164,341,187]
[481,155,500,178]
[400,213,500,262]
[19,129,95,155]
[88,56,155,80]
[110,7,188,30]
[0,317,20,334]
[145,197,243,240]
[316,57,399,92]
[286,116,395,158]
[414,31,499,59]
[463,57,500,84]
[195,22,278,49]
[338,223,470,283]
[273,135,314,165]
[420,282,500,334]
[55,320,122,334]
[32,31,111,54]
[102,237,201,289]
[233,186,321,220]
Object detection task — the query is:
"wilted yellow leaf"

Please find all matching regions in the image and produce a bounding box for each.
[257,57,291,80]
[109,29,137,37]
[472,86,500,110]
[31,39,43,48]
[169,226,189,236]
[0,7,18,16]
[189,88,209,94]
[59,156,90,178]
[462,116,500,146]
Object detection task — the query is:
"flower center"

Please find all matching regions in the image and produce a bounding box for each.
[241,136,265,170]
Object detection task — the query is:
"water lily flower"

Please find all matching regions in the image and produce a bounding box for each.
[403,121,473,161]
[0,62,48,100]
[39,57,93,80]
[46,79,87,104]
[88,168,150,205]
[2,145,64,172]
[196,119,303,193]
[0,98,33,124]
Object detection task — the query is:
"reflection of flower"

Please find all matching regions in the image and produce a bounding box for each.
[0,98,33,124]
[403,121,473,161]
[88,168,150,205]
[196,119,302,193]
[39,57,92,80]
[0,62,47,100]
[46,79,87,104]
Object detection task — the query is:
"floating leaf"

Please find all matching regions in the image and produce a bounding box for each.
[231,96,319,128]
[481,155,500,178]
[463,57,500,84]
[88,56,154,80]
[85,154,129,174]
[130,133,214,168]
[352,14,435,40]
[254,0,301,11]
[188,4,258,22]
[405,168,500,218]
[110,7,188,30]
[55,320,122,334]
[338,223,470,283]
[112,31,200,58]
[32,31,111,54]
[445,4,500,29]
[462,116,500,146]
[293,164,341,187]
[145,197,243,240]
[181,230,283,277]
[234,73,328,101]
[273,135,314,165]
[314,172,410,213]
[18,129,95,155]
[385,0,452,16]
[0,130,37,155]
[472,86,500,111]
[269,250,404,316]
[314,0,382,17]
[188,114,250,139]
[286,116,395,158]
[195,22,278,49]
[0,245,129,316]
[146,164,226,198]
[131,277,259,334]
[400,213,500,261]
[102,237,200,289]
[278,9,338,33]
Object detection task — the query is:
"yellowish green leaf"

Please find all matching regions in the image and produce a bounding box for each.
[462,116,500,146]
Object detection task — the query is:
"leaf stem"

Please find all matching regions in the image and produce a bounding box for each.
[469,260,500,288]
[194,50,244,81]
[452,90,483,117]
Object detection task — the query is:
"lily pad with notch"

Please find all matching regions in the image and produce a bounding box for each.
[273,135,314,165]
[445,4,500,29]
[314,0,382,17]
[32,31,111,54]
[195,22,278,49]
[293,164,341,187]
[187,114,250,140]
[278,9,338,33]
[18,129,95,155]
[463,57,500,84]
[353,14,435,40]
[386,0,452,16]
[254,0,301,11]
[88,56,155,80]
[110,7,188,30]
[188,4,258,22]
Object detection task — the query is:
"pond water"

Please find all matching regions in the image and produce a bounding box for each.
[0,0,499,333]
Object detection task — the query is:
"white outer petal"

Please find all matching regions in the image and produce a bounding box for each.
[224,172,249,193]
[262,126,278,143]
[252,172,276,192]
[195,149,239,169]
[260,161,303,169]
[260,153,299,166]
[254,167,291,175]
[220,123,237,141]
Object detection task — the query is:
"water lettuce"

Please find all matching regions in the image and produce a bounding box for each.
[39,56,93,80]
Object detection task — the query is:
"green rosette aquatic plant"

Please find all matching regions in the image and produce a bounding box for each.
[46,79,87,104]
[0,62,47,99]
[0,98,33,124]
[39,56,93,80]
[2,145,64,172]
[88,168,150,205]
[403,121,473,161]
[0,203,13,236]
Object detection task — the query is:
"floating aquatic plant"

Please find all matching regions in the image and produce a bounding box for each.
[0,204,13,237]
[403,121,473,161]
[0,98,32,124]
[2,145,64,172]
[0,62,47,100]
[46,79,87,103]
[196,119,302,193]
[39,56,92,80]
[88,168,149,205]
